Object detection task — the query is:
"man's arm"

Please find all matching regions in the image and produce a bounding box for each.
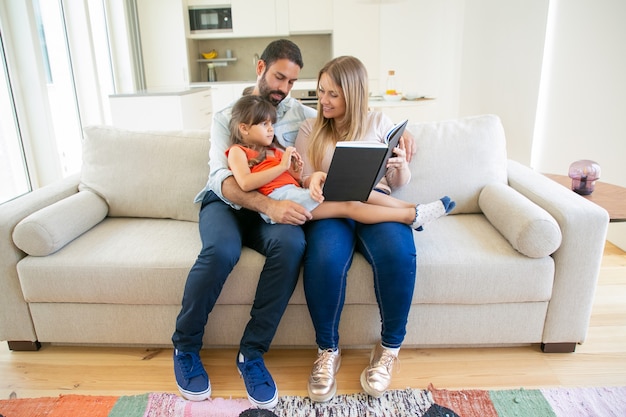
[221,177,312,225]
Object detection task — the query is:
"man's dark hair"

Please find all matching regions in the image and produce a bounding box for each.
[259,39,304,69]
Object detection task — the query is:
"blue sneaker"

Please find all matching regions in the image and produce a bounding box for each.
[173,349,211,401]
[236,352,278,409]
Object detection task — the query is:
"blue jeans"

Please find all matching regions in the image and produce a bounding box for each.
[303,219,416,350]
[172,191,305,359]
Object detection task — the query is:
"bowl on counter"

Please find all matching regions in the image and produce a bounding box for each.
[404,92,424,100]
[383,94,402,102]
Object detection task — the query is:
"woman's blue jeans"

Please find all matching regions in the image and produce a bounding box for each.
[172,191,305,359]
[303,219,416,350]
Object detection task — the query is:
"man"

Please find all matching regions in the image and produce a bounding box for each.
[172,39,316,409]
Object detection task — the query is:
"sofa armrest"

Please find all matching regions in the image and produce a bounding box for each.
[507,160,609,345]
[0,174,80,343]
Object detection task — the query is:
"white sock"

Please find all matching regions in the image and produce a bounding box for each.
[382,344,400,356]
[318,347,339,355]
[411,200,447,230]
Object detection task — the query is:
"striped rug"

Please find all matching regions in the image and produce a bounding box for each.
[1,386,625,416]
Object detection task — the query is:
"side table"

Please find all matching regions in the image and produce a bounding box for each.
[544,174,626,222]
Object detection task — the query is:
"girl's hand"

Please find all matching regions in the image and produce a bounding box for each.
[287,148,304,181]
[281,146,296,170]
[308,171,327,203]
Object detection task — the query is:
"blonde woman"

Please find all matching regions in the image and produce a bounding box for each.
[295,56,454,402]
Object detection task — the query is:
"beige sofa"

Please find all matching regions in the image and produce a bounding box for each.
[0,115,609,353]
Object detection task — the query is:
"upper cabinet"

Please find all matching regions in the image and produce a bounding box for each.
[184,0,330,39]
[231,0,288,38]
[289,0,332,34]
[185,0,288,39]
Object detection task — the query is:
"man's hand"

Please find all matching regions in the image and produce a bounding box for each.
[265,199,312,225]
[222,176,312,225]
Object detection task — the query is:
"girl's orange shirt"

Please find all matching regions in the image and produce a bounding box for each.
[226,145,300,196]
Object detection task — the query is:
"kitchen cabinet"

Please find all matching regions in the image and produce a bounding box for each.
[232,0,288,37]
[109,88,212,131]
[186,0,288,39]
[198,82,255,113]
[289,0,333,34]
[137,0,188,88]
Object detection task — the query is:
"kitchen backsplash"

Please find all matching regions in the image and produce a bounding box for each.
[190,34,332,83]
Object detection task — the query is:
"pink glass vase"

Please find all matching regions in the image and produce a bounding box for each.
[568,160,600,195]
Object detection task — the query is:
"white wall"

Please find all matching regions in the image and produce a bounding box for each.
[532,0,626,249]
[458,0,549,166]
[378,0,465,123]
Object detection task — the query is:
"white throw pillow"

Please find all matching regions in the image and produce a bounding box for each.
[79,126,210,222]
[479,182,562,258]
[393,114,508,214]
[13,190,108,256]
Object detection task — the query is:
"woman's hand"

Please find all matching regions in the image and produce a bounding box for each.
[387,137,409,171]
[308,171,327,203]
[402,130,417,162]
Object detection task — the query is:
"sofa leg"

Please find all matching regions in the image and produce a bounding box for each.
[7,341,41,351]
[541,342,577,353]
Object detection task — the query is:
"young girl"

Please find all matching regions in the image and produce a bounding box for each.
[226,95,454,229]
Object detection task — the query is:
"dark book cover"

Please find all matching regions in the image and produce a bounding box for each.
[323,119,408,201]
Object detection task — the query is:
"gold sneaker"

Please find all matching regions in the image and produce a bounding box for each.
[307,348,341,402]
[360,344,398,398]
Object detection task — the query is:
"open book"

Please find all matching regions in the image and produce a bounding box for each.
[323,119,409,201]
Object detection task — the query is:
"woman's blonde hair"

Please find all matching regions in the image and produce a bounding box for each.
[307,56,369,171]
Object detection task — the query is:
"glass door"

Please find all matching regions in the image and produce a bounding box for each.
[0,31,30,204]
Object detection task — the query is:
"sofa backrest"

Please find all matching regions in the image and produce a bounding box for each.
[79,126,210,222]
[393,114,508,213]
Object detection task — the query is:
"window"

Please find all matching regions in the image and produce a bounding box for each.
[0,31,30,204]
[33,0,83,176]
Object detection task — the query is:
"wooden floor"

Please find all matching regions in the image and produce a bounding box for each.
[1,242,625,400]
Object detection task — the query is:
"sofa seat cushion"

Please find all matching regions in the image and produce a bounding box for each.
[16,218,268,306]
[17,215,554,308]
[341,215,555,306]
[410,215,555,304]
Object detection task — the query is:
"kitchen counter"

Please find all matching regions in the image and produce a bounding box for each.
[109,88,212,130]
[368,97,435,107]
[109,87,210,98]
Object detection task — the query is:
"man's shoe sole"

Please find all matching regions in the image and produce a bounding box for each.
[177,385,211,401]
[236,366,278,409]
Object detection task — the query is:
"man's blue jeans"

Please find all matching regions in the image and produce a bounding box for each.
[172,191,305,359]
[303,219,416,349]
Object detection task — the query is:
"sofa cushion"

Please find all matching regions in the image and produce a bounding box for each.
[393,114,508,213]
[12,190,108,256]
[17,215,555,307]
[79,126,210,222]
[479,182,562,258]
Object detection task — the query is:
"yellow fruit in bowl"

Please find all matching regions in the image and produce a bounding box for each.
[202,50,218,59]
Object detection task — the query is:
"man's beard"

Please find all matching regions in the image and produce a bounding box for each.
[258,74,286,106]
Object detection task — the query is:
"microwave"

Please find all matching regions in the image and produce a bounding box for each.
[188,6,232,33]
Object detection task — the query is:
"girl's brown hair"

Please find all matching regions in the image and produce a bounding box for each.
[307,56,369,171]
[229,95,277,167]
